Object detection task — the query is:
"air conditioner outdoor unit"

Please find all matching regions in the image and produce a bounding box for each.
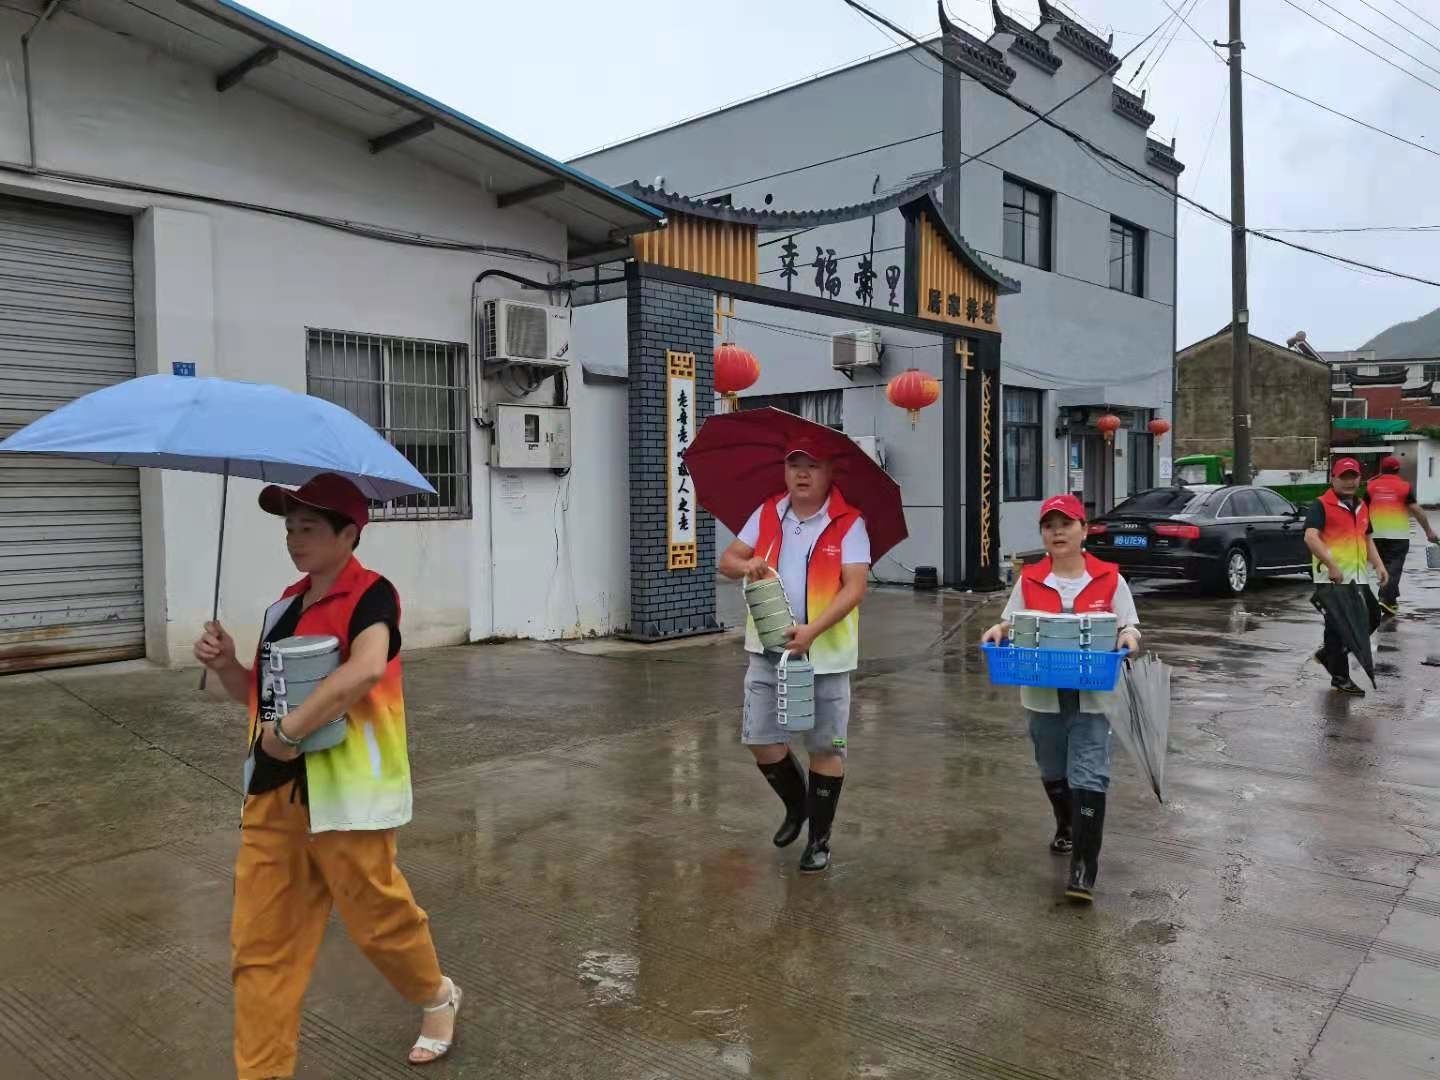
[850,435,885,467]
[482,299,571,372]
[832,327,882,372]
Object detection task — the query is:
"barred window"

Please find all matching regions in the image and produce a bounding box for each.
[306,329,471,520]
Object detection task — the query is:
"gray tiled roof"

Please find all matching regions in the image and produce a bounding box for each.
[617,173,948,231]
[937,12,1018,88]
[1112,86,1155,129]
[1037,0,1120,69]
[990,0,1062,73]
[1146,137,1185,175]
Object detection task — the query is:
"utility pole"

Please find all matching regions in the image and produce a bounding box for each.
[1223,0,1252,484]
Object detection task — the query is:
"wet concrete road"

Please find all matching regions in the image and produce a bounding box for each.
[3,551,1440,1079]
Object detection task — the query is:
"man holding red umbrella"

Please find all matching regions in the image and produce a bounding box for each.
[689,408,907,872]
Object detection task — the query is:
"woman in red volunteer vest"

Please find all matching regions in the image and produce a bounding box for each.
[193,474,461,1077]
[719,438,871,874]
[981,495,1140,903]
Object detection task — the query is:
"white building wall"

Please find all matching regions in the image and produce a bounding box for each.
[492,299,632,639]
[0,7,610,664]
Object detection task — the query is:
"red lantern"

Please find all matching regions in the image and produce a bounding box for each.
[887,368,941,429]
[714,341,760,411]
[1096,413,1122,442]
[1148,417,1171,437]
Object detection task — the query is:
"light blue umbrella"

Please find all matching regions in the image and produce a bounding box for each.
[0,374,436,682]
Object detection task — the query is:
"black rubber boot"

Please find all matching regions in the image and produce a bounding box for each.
[757,753,807,847]
[800,772,843,873]
[1042,778,1073,854]
[1065,789,1106,903]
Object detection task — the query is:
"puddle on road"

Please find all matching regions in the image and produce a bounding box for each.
[577,950,640,1007]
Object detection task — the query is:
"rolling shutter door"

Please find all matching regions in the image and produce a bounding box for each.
[0,195,143,673]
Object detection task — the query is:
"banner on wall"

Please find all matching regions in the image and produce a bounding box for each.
[667,350,698,570]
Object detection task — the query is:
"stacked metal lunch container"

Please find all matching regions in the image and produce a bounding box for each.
[1010,611,1120,652]
[744,576,816,732]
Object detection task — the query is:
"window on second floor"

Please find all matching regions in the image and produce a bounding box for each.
[1002,386,1044,501]
[1424,363,1440,383]
[1002,177,1052,271]
[1109,218,1145,297]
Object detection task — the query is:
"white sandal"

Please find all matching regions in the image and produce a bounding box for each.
[409,976,462,1066]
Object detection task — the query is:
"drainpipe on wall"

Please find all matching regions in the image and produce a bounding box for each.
[21,0,65,173]
[1169,170,1179,479]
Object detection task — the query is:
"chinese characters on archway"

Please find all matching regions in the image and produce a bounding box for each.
[666,350,699,571]
[926,289,996,326]
[775,235,901,310]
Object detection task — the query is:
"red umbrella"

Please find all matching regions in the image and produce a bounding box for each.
[683,407,908,561]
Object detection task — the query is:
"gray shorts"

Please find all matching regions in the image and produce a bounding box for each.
[741,653,851,757]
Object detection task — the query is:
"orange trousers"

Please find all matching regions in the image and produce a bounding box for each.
[231,788,442,1079]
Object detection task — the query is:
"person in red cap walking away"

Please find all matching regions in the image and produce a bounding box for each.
[192,473,461,1077]
[1365,455,1437,613]
[1304,458,1390,695]
[718,439,871,874]
[980,495,1140,903]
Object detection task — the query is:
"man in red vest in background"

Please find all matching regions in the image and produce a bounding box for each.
[1305,458,1390,695]
[1365,455,1437,613]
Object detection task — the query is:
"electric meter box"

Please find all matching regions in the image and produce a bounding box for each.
[490,404,572,469]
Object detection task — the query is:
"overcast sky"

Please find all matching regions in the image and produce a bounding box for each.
[249,0,1439,350]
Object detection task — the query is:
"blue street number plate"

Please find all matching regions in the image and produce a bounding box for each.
[1114,535,1149,548]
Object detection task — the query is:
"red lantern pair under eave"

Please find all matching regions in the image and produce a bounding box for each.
[887,368,941,429]
[714,342,760,411]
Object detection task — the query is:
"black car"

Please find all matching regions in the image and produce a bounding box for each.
[1084,485,1311,595]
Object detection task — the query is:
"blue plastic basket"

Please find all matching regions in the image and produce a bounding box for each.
[981,641,1128,691]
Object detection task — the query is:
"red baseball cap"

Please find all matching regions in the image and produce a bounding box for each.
[259,473,370,531]
[1332,457,1362,477]
[1039,494,1086,522]
[784,436,830,462]
[1380,455,1402,473]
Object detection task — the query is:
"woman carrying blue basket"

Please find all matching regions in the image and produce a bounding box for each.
[981,494,1141,903]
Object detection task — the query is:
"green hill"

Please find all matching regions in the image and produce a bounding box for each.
[1360,305,1440,359]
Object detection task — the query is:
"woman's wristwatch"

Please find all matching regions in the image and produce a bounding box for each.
[273,716,303,751]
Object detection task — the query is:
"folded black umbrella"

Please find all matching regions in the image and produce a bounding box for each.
[1311,584,1382,688]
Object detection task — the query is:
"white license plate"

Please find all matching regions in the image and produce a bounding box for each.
[1114,535,1149,548]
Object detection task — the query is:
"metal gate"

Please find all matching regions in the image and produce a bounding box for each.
[0,195,142,673]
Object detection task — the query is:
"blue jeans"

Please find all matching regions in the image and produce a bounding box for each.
[1026,690,1112,793]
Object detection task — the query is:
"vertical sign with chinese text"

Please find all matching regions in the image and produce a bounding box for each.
[666,350,698,570]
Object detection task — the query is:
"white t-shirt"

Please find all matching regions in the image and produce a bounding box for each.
[1002,571,1140,627]
[739,496,871,622]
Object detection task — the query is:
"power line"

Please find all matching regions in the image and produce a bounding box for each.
[1306,0,1440,75]
[1349,0,1440,57]
[1249,223,1440,232]
[695,129,941,199]
[1276,0,1440,96]
[841,0,1440,289]
[1140,0,1207,88]
[1189,83,1229,193]
[0,159,563,267]
[1246,70,1440,158]
[1388,0,1440,40]
[1160,0,1440,160]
